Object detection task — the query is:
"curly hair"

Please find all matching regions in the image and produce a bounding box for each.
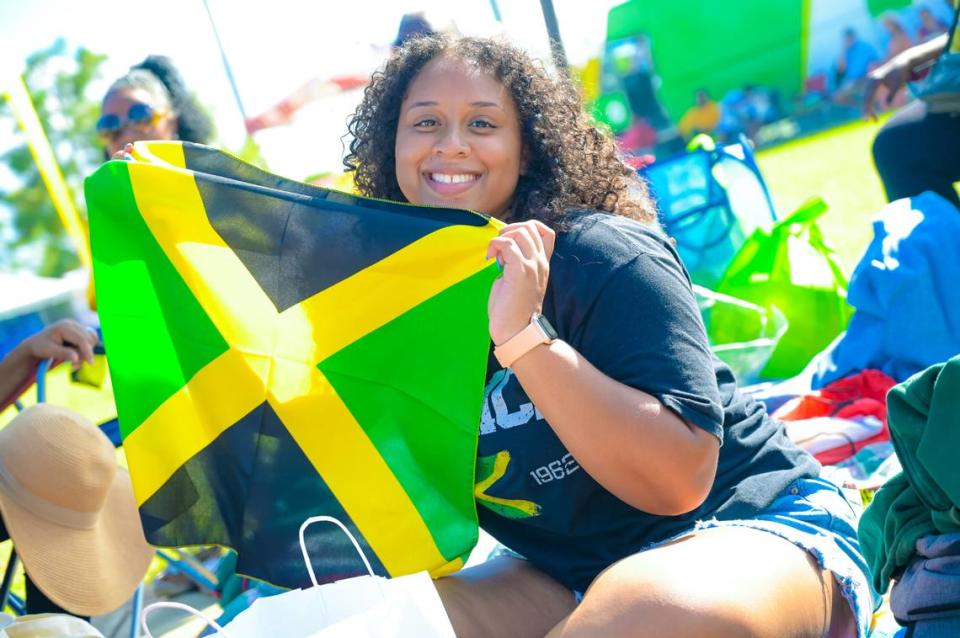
[344,36,657,227]
[106,55,214,144]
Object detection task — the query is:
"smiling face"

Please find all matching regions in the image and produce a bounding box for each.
[394,56,524,219]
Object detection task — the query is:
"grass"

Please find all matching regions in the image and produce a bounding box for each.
[754,116,891,275]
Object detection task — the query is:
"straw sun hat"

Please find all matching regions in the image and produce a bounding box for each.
[0,405,153,616]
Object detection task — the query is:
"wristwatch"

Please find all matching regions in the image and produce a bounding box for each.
[493,313,559,368]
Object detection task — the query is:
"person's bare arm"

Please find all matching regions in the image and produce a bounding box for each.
[864,33,949,119]
[509,340,719,515]
[487,222,719,516]
[0,320,97,400]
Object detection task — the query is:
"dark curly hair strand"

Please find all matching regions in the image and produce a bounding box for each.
[344,35,657,227]
[133,56,214,144]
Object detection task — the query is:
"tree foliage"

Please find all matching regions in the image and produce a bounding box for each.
[0,39,107,276]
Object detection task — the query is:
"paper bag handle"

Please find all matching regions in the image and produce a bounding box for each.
[141,601,231,638]
[299,515,377,587]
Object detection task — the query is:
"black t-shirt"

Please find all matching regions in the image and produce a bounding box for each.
[475,211,819,593]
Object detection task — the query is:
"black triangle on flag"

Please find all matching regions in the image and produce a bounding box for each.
[139,400,388,587]
[183,143,489,312]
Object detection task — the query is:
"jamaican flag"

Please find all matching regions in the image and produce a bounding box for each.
[85,141,500,588]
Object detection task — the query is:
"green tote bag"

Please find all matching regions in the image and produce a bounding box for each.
[711,198,852,379]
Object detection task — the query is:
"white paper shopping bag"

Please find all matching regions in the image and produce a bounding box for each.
[302,570,456,638]
[183,515,456,637]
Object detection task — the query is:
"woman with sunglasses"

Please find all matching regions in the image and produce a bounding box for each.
[98,55,213,158]
[96,55,218,601]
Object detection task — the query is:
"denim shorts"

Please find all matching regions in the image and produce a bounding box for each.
[494,476,878,637]
[687,476,880,638]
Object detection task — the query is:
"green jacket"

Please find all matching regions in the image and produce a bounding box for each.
[858,354,960,594]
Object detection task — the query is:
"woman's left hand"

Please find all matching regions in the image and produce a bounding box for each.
[486,221,555,345]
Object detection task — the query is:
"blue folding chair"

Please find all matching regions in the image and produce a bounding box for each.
[641,135,778,288]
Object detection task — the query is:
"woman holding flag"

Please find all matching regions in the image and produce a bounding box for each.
[97,55,222,600]
[345,35,874,638]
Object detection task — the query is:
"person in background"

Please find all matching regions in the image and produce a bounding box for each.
[918,6,950,41]
[881,14,915,61]
[832,28,880,106]
[91,55,213,310]
[97,56,219,598]
[391,12,435,51]
[98,55,213,159]
[716,85,776,142]
[866,4,960,207]
[677,88,721,140]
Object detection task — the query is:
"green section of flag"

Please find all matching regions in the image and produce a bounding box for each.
[86,162,230,436]
[86,142,495,585]
[318,264,497,561]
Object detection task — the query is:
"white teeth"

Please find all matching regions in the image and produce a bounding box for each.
[431,173,477,184]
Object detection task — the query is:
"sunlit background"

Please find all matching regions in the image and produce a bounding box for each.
[1,2,958,635]
[4,0,953,280]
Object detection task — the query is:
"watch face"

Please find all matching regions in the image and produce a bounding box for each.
[535,314,559,340]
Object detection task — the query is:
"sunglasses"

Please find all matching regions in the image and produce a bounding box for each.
[96,103,167,140]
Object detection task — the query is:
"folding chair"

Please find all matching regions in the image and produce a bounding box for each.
[640,134,778,288]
